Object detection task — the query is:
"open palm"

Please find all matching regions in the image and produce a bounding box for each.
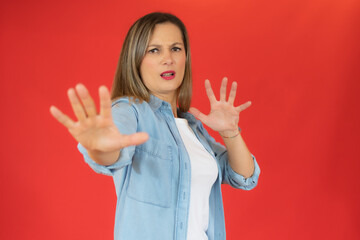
[189,77,251,137]
[50,84,148,153]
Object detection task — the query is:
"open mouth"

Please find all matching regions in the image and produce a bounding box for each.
[160,71,175,80]
[161,72,174,77]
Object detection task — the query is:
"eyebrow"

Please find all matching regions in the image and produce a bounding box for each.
[147,42,184,48]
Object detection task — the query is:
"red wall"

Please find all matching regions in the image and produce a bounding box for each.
[1,0,359,239]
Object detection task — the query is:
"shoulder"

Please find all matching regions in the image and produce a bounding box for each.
[180,111,212,142]
[111,97,162,125]
[112,97,151,112]
[181,111,205,131]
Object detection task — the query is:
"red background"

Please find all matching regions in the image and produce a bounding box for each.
[1,0,359,239]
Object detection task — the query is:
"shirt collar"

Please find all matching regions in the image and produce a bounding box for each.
[179,111,197,125]
[149,95,172,111]
[148,95,197,125]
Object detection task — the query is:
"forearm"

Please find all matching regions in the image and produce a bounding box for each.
[88,149,121,166]
[221,131,254,178]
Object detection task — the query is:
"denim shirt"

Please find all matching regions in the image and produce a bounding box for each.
[78,95,260,240]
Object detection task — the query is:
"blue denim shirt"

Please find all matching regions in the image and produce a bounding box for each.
[78,95,260,240]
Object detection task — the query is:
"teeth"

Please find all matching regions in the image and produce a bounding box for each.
[162,73,174,77]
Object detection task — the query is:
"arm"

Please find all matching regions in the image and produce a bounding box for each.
[190,77,255,178]
[221,131,254,178]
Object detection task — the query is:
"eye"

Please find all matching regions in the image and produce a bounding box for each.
[172,47,182,52]
[148,48,159,53]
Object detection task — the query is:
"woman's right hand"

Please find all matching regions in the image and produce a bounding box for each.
[50,84,149,165]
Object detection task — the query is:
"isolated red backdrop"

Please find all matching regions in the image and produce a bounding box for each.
[1,0,359,239]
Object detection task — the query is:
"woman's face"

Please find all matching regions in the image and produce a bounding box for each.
[140,23,186,104]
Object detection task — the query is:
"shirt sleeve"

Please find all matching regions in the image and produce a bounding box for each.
[198,122,260,190]
[77,100,138,176]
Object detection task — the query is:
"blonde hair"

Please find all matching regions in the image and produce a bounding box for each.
[111,12,192,112]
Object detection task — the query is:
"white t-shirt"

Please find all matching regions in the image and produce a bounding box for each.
[175,118,219,240]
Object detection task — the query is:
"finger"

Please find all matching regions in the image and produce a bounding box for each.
[189,107,210,125]
[49,105,75,129]
[236,101,252,112]
[99,86,112,118]
[120,132,149,148]
[220,77,228,102]
[228,81,237,105]
[75,84,97,117]
[205,80,217,104]
[67,88,87,121]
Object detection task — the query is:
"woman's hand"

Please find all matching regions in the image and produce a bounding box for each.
[189,77,251,137]
[50,84,148,164]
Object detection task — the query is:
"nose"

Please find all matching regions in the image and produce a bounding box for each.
[162,50,174,65]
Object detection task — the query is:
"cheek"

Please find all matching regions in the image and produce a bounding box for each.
[177,54,186,71]
[140,58,152,76]
[142,54,159,67]
[140,60,156,84]
[180,58,186,75]
[140,58,158,89]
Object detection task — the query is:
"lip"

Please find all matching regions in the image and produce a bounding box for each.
[160,70,176,80]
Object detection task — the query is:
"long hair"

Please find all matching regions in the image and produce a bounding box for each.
[111,12,192,112]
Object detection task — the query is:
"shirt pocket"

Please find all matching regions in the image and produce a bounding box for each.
[126,137,173,208]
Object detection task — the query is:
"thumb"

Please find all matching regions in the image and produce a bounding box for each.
[119,132,149,149]
[189,107,208,124]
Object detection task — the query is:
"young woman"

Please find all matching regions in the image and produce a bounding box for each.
[50,12,260,240]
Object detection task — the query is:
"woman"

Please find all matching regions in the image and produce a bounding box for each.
[50,12,260,240]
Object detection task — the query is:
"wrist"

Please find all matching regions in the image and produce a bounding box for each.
[88,149,121,166]
[219,127,241,138]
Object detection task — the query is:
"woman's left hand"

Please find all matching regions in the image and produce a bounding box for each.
[189,77,251,138]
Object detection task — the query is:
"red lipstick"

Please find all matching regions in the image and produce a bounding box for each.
[160,71,175,80]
